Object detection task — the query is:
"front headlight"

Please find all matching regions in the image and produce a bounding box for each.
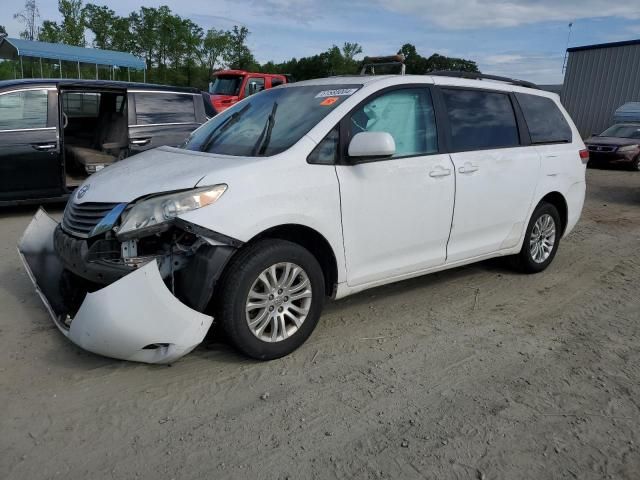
[117,184,227,238]
[617,144,640,153]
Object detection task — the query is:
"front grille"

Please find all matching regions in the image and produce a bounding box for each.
[62,201,119,238]
[588,144,617,153]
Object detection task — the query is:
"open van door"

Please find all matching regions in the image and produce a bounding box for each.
[0,86,63,204]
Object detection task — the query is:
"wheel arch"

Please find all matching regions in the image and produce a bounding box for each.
[537,191,568,235]
[245,224,339,297]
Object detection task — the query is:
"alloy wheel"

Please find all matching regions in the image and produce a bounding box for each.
[245,262,312,342]
[529,213,556,263]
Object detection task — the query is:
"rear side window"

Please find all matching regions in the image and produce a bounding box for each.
[134,92,196,125]
[515,93,572,144]
[0,89,48,130]
[271,78,284,88]
[442,89,519,151]
[63,92,99,117]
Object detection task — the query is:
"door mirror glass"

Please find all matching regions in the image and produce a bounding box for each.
[348,131,396,158]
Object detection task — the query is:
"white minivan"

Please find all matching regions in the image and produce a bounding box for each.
[19,73,587,364]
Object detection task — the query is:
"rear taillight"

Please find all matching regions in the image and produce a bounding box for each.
[579,149,589,164]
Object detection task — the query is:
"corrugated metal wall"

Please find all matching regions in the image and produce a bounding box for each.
[562,44,640,138]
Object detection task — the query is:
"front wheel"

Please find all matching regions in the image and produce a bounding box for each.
[510,202,561,273]
[631,156,640,171]
[216,239,325,360]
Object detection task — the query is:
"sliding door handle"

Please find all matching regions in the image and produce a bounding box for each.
[458,163,479,174]
[31,143,57,151]
[130,138,151,146]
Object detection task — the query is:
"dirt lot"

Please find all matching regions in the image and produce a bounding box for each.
[1,168,639,480]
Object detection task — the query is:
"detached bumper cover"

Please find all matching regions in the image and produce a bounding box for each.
[18,209,213,364]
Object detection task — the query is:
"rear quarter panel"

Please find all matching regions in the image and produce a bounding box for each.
[523,92,586,238]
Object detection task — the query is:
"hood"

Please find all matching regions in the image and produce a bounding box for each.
[584,136,640,147]
[74,146,253,204]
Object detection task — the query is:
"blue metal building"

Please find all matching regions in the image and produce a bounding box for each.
[0,36,146,81]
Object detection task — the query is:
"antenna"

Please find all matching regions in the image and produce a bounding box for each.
[562,22,573,75]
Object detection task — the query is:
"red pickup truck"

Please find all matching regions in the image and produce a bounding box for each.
[208,70,289,113]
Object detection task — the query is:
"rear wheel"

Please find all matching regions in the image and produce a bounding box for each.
[510,202,561,273]
[216,239,325,360]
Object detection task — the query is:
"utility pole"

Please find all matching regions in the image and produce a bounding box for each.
[562,22,573,75]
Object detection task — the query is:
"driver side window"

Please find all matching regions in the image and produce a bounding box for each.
[349,88,438,158]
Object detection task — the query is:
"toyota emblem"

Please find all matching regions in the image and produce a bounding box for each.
[76,184,90,200]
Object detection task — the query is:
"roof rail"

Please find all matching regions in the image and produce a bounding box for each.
[429,71,540,90]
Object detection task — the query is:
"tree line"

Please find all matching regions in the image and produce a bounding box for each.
[3,0,479,89]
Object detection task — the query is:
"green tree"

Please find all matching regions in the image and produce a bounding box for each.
[14,0,40,41]
[13,1,480,86]
[38,20,61,43]
[109,16,133,52]
[426,53,478,73]
[129,7,160,72]
[0,25,6,35]
[398,43,478,74]
[83,4,117,49]
[342,42,362,62]
[58,0,86,46]
[202,28,231,73]
[224,26,257,70]
[398,43,428,73]
[180,19,204,85]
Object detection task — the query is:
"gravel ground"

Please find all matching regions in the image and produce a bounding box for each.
[1,168,639,480]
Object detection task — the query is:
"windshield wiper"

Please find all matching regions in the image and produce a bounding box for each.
[251,102,278,156]
[201,104,251,152]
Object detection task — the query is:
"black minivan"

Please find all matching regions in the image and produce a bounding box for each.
[0,79,208,205]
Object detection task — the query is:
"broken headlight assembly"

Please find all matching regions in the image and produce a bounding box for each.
[117,185,227,239]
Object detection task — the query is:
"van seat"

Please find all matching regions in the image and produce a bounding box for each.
[66,94,128,173]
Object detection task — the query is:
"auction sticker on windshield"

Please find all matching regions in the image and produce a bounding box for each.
[315,88,359,98]
[320,97,339,106]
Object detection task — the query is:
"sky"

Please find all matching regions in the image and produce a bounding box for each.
[4,0,640,84]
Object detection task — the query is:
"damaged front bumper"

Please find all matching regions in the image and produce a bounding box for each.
[18,209,214,364]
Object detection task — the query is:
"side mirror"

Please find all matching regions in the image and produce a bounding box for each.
[348,131,396,159]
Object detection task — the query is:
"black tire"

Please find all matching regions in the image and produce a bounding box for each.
[631,156,640,171]
[510,202,561,274]
[215,239,325,360]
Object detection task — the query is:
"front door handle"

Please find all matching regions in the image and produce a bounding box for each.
[31,143,57,151]
[130,138,151,146]
[458,162,479,174]
[429,166,452,177]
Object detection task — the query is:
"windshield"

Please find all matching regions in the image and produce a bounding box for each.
[209,75,243,96]
[183,84,361,157]
[599,124,640,139]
